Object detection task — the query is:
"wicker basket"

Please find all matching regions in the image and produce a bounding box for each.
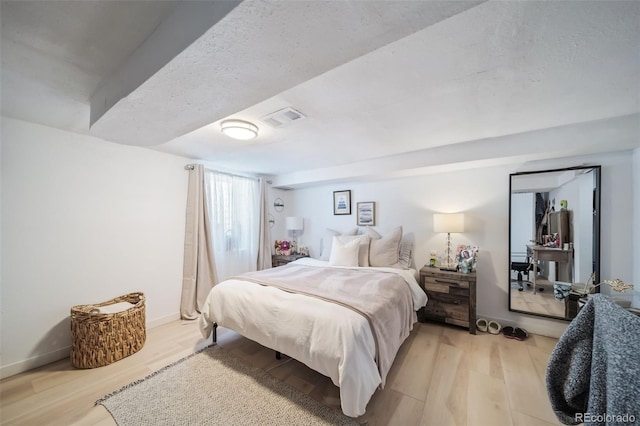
[70,292,146,369]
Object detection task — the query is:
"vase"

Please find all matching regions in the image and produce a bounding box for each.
[283,249,291,256]
[460,259,473,274]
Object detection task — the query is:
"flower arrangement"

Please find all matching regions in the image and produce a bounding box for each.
[274,240,291,255]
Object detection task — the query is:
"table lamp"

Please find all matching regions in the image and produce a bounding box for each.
[286,216,304,254]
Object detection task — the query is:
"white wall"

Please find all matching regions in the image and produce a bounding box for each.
[1,117,189,378]
[281,151,635,338]
[510,192,534,260]
[549,172,595,283]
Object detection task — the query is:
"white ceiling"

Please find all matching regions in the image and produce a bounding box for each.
[2,1,639,187]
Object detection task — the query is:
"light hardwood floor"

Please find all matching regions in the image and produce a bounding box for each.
[510,279,566,318]
[0,320,563,425]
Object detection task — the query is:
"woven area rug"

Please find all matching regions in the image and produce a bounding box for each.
[97,345,359,426]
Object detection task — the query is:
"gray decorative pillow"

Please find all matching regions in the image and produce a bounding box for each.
[396,241,413,269]
[367,226,402,267]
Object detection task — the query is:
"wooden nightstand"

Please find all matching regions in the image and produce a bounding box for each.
[272,254,309,267]
[419,266,477,334]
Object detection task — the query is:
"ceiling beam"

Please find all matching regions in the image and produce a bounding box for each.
[270,114,640,188]
[89,1,241,140]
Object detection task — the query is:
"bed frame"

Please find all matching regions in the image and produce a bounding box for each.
[212,322,282,359]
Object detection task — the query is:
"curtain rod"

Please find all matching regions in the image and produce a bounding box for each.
[184,163,271,184]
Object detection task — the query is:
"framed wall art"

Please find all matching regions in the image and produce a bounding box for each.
[333,190,351,215]
[357,201,375,226]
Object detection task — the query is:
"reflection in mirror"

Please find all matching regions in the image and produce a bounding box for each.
[509,166,601,320]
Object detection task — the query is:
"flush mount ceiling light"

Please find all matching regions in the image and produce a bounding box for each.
[220,119,258,140]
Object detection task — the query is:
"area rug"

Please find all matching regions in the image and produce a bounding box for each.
[97,345,359,426]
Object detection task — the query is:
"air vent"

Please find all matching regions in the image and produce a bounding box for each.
[261,107,306,128]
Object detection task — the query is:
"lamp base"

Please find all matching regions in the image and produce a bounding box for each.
[440,232,459,272]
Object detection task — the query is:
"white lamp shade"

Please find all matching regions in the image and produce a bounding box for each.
[433,213,465,233]
[286,216,304,231]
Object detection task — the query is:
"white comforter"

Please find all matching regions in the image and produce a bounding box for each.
[198,258,427,417]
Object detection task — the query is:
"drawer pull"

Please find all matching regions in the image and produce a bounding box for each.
[435,279,456,285]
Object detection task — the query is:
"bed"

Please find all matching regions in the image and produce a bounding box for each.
[198,257,427,417]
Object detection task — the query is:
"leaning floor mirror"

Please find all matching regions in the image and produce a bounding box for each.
[509,166,601,320]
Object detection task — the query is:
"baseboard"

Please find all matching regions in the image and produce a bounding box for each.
[147,312,181,329]
[0,311,182,379]
[0,346,71,380]
[476,313,567,339]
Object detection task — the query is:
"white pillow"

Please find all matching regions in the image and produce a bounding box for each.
[337,234,370,267]
[367,226,403,267]
[320,228,357,261]
[328,236,360,267]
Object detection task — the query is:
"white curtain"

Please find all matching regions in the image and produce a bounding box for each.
[205,171,260,281]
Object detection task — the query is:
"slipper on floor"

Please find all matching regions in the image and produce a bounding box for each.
[487,320,502,335]
[476,318,488,332]
[502,326,515,339]
[512,328,529,341]
[502,326,529,341]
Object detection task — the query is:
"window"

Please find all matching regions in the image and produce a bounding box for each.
[205,171,259,280]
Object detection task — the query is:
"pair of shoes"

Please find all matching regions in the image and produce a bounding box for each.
[476,318,488,332]
[502,326,529,341]
[487,320,502,335]
[476,319,502,334]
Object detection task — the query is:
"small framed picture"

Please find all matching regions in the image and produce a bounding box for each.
[357,202,375,226]
[333,190,351,215]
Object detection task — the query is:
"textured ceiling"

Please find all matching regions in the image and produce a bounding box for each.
[2,1,639,186]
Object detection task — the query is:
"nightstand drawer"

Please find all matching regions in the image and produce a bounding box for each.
[272,254,309,267]
[423,276,470,290]
[424,281,469,297]
[425,292,469,322]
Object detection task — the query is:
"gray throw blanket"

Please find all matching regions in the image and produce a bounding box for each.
[546,294,640,425]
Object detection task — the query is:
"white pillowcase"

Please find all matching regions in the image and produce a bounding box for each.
[320,228,358,261]
[336,234,370,267]
[367,226,403,267]
[328,236,361,267]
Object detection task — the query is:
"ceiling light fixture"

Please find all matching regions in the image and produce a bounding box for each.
[220,119,258,140]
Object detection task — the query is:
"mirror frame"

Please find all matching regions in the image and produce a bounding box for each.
[508,165,601,320]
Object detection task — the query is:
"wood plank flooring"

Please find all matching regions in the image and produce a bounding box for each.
[0,320,562,425]
[510,279,566,318]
